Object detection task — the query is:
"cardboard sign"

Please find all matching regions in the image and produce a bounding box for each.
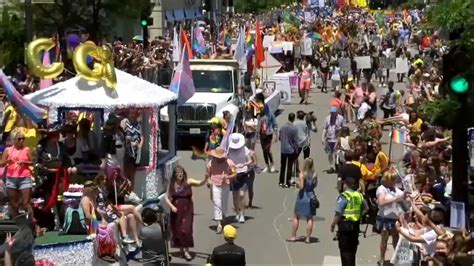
[450,201,466,229]
[396,58,409,73]
[263,35,275,48]
[390,235,417,265]
[379,57,396,69]
[354,56,371,69]
[301,38,313,56]
[269,74,292,104]
[338,58,351,72]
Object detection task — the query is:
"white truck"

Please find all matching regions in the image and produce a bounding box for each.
[159,59,281,148]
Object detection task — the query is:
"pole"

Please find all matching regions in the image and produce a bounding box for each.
[25,0,33,42]
[452,98,469,219]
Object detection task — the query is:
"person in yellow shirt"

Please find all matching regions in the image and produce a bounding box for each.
[372,142,389,177]
[407,111,423,136]
[1,102,18,144]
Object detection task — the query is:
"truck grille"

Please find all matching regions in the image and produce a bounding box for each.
[177,104,216,122]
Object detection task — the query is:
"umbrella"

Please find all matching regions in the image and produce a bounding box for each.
[133,35,143,42]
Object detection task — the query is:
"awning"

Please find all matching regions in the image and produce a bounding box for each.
[165,10,174,22]
[173,9,185,21]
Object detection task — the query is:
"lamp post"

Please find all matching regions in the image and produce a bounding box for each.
[25,0,33,42]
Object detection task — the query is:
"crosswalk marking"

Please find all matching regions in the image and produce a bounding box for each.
[322,256,342,266]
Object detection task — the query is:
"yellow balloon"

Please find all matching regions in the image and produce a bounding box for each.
[73,44,117,89]
[26,38,64,79]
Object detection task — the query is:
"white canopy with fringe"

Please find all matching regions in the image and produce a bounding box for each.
[25,69,177,109]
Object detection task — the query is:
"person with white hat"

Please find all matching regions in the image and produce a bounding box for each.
[227,133,252,223]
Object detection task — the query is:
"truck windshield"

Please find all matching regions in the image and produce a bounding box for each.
[192,70,233,93]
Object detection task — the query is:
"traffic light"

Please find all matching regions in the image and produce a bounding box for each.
[442,45,473,95]
[203,0,211,13]
[140,15,153,49]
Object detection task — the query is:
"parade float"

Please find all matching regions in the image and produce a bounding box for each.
[9,38,180,265]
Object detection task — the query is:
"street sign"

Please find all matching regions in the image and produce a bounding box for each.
[32,0,55,3]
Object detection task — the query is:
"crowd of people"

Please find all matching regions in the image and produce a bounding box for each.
[0,2,473,266]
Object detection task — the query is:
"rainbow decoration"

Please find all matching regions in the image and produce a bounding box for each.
[391,127,406,144]
[0,70,47,123]
[191,146,207,160]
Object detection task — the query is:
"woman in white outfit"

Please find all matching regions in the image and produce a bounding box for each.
[227,133,252,223]
[206,147,237,234]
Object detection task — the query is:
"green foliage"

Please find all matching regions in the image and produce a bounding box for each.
[0,7,25,73]
[428,0,474,54]
[418,97,461,128]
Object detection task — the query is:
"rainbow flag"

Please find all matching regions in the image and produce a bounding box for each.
[391,127,406,144]
[169,45,195,106]
[191,146,207,160]
[0,71,46,123]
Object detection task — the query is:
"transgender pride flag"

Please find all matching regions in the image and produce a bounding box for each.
[169,46,195,106]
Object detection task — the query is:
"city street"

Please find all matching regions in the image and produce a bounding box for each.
[168,78,407,265]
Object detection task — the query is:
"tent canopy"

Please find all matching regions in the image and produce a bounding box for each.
[25,69,177,110]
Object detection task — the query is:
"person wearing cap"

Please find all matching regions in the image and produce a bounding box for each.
[322,107,345,174]
[330,177,368,266]
[227,133,252,223]
[206,147,237,234]
[204,117,225,152]
[210,225,246,266]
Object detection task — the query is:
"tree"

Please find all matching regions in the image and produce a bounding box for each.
[417,0,474,127]
[0,7,25,75]
[235,0,295,14]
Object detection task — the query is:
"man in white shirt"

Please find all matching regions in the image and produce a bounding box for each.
[357,99,371,122]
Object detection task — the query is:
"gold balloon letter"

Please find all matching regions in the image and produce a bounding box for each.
[26,38,64,79]
[73,44,117,89]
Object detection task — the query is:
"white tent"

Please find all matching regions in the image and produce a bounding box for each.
[25,69,177,109]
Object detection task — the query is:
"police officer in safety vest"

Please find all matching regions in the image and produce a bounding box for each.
[330,177,368,266]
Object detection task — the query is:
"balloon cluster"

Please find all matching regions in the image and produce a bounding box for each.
[26,38,117,90]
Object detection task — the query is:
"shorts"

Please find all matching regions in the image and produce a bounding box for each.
[375,216,398,232]
[231,172,248,192]
[300,79,311,91]
[6,177,33,190]
[324,142,336,155]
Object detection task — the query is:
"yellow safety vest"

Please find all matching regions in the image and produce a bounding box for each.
[341,191,364,222]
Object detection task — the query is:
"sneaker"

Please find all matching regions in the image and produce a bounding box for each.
[123,236,136,244]
[125,192,142,205]
[216,224,223,234]
[235,214,241,222]
[239,214,245,223]
[262,167,269,173]
[270,166,276,173]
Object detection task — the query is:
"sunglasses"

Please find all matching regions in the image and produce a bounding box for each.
[16,137,25,141]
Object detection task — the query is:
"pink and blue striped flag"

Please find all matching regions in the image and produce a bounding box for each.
[0,71,46,123]
[169,46,195,106]
[193,26,207,56]
[220,114,236,153]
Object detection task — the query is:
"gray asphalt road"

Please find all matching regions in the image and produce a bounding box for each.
[168,76,407,266]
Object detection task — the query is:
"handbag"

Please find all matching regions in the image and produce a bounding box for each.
[308,191,320,210]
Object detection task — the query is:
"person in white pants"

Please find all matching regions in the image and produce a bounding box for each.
[206,147,237,234]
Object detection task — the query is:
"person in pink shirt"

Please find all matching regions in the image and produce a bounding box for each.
[0,128,33,217]
[206,147,236,234]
